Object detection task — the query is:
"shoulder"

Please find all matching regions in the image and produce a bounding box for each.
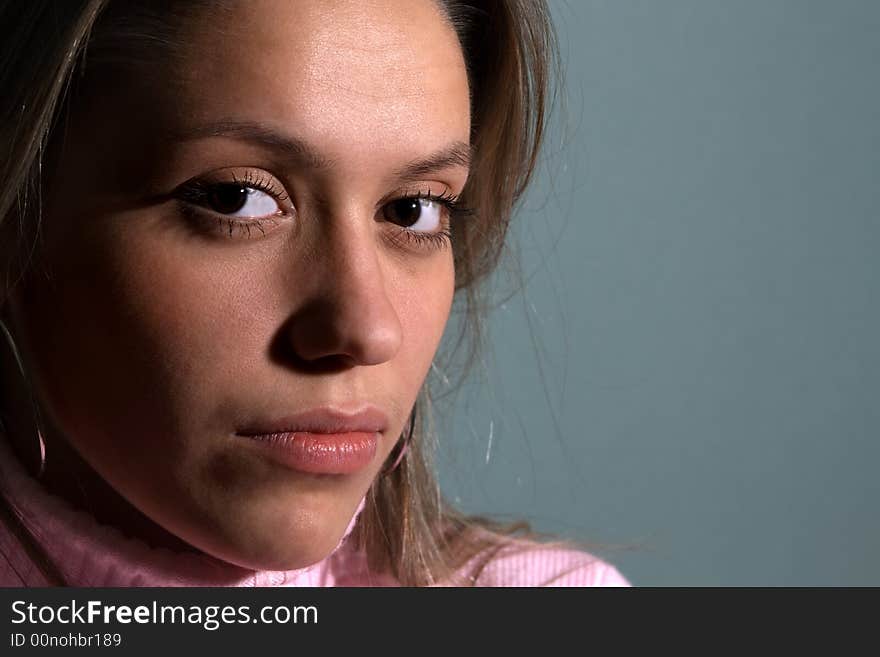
[456,538,631,587]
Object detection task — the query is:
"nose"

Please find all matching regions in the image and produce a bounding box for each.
[284,218,403,368]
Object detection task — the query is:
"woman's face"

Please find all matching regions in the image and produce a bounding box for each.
[6,0,470,569]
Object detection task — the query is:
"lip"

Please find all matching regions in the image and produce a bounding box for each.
[237,405,389,436]
[235,405,388,475]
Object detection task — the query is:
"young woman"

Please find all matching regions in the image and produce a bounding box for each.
[0,0,629,587]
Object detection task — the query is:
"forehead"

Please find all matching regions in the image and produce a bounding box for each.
[169,0,470,162]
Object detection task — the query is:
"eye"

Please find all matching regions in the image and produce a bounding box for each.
[204,183,280,218]
[379,190,473,252]
[383,197,444,233]
[174,170,290,220]
[173,170,292,239]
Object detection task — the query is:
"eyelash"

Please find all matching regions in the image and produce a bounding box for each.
[175,171,287,239]
[387,188,473,252]
[175,175,473,249]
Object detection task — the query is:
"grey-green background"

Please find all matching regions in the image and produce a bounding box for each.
[434,0,879,586]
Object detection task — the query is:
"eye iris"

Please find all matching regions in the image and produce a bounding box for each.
[390,198,422,226]
[208,184,248,214]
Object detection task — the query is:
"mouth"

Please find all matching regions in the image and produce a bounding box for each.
[234,405,387,475]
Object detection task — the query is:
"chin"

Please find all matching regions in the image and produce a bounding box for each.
[182,504,357,572]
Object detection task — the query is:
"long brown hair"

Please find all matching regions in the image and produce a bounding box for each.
[0,0,560,586]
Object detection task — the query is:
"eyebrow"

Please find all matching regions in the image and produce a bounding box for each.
[174,120,472,180]
[394,141,472,179]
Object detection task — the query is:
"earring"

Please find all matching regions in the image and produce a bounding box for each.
[0,318,47,479]
[382,402,417,477]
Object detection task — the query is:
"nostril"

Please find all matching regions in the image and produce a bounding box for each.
[302,354,359,374]
[269,334,357,374]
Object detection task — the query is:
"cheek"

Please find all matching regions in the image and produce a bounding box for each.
[389,256,456,390]
[12,217,203,441]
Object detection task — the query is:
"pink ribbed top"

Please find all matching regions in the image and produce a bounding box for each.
[0,434,630,587]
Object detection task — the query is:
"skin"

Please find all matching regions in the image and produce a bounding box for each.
[0,0,470,571]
